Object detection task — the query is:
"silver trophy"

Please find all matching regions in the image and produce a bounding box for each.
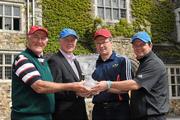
[83,75,98,89]
[77,55,98,89]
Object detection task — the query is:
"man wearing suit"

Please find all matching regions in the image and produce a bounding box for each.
[48,28,88,120]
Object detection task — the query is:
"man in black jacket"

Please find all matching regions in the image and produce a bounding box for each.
[48,28,88,120]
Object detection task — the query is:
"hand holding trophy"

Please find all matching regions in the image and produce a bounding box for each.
[78,56,99,97]
[83,76,98,90]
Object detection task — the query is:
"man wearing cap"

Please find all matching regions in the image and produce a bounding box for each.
[11,26,89,120]
[91,28,132,120]
[92,31,169,120]
[48,28,88,120]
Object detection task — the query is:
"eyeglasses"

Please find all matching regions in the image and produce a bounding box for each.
[95,41,110,46]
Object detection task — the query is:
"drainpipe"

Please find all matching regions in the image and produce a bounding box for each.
[27,0,29,32]
[175,8,180,43]
[32,0,35,25]
[126,0,130,23]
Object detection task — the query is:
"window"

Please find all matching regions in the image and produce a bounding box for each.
[167,65,180,99]
[0,51,20,81]
[96,0,127,21]
[0,3,21,31]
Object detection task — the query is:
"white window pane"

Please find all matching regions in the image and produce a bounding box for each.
[178,86,180,96]
[105,0,111,7]
[5,67,12,79]
[13,18,20,30]
[113,9,119,20]
[5,17,12,30]
[177,76,180,84]
[0,52,20,81]
[98,7,104,19]
[97,0,103,6]
[120,0,126,8]
[5,54,11,64]
[5,5,12,16]
[172,85,176,96]
[13,6,20,17]
[113,0,119,8]
[171,68,174,74]
[120,9,126,18]
[0,5,3,15]
[106,8,111,20]
[0,54,2,64]
[176,68,180,74]
[0,17,2,29]
[171,76,175,84]
[0,67,2,79]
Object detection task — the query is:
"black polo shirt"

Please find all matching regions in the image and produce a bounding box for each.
[130,51,169,118]
[92,51,132,103]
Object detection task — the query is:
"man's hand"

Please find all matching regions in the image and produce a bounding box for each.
[91,81,108,94]
[71,81,90,93]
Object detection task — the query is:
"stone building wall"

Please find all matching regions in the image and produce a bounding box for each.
[0,82,11,120]
[169,99,180,116]
[112,37,135,58]
[0,32,26,50]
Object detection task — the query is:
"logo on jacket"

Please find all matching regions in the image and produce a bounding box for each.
[112,64,118,68]
[137,74,143,78]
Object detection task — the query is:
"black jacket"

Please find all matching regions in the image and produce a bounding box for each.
[48,51,88,120]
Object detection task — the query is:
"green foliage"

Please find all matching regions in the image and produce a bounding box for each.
[150,1,175,43]
[42,0,176,54]
[132,0,175,43]
[74,42,93,55]
[44,40,59,54]
[42,0,94,54]
[113,19,135,38]
[92,18,135,38]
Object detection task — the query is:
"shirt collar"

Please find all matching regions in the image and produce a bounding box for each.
[97,51,116,63]
[26,48,43,58]
[138,51,153,63]
[60,49,76,61]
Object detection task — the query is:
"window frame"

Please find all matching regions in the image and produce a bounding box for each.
[0,2,22,32]
[95,0,127,22]
[166,64,180,99]
[0,51,20,83]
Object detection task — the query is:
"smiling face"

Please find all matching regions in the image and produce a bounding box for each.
[59,35,77,54]
[132,39,152,59]
[94,36,112,59]
[27,30,48,56]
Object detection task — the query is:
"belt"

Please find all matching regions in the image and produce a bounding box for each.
[94,101,129,109]
[57,96,84,102]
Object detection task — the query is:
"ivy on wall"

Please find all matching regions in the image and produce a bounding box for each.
[42,0,94,54]
[131,0,180,57]
[131,0,175,43]
[42,0,176,55]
